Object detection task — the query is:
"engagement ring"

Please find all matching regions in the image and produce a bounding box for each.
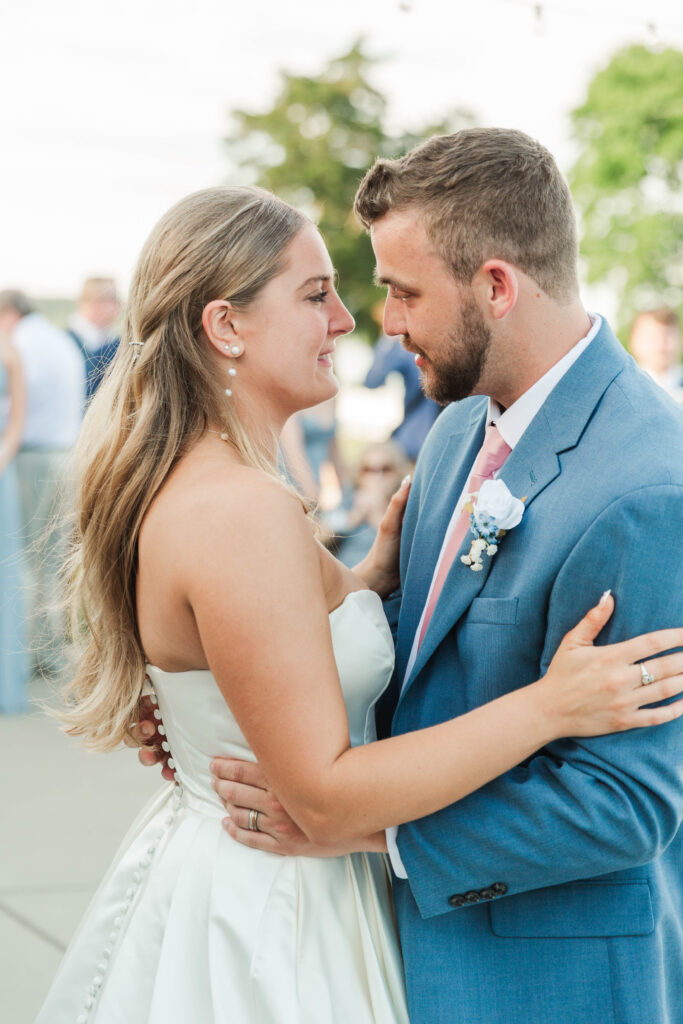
[640,664,656,686]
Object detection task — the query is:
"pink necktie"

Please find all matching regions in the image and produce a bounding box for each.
[417,425,512,649]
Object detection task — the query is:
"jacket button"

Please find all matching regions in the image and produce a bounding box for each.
[491,882,508,895]
[464,890,481,903]
[448,894,466,908]
[479,887,495,900]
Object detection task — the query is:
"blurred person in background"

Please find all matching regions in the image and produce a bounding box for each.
[335,440,411,566]
[0,328,30,712]
[364,300,441,460]
[629,306,683,403]
[66,276,121,402]
[0,289,85,678]
[279,396,349,506]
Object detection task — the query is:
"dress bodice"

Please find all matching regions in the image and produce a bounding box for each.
[39,588,409,1024]
[146,588,395,818]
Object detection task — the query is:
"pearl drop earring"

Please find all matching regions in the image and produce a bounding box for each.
[219,343,240,398]
[224,345,240,398]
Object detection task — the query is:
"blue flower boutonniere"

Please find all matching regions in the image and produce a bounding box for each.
[461,479,526,572]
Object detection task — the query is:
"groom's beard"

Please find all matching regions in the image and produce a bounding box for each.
[414,295,492,406]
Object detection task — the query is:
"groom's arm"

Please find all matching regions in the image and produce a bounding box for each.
[396,483,683,919]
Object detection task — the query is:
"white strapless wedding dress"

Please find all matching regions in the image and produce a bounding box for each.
[37,589,409,1024]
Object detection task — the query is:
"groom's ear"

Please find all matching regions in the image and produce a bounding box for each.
[473,260,519,320]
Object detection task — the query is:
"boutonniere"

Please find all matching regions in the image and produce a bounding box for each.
[460,479,526,572]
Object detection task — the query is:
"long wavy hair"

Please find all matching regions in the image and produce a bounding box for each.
[58,186,307,750]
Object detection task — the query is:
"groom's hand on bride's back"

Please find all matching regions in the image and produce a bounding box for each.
[129,695,176,782]
[209,758,381,857]
[210,757,311,855]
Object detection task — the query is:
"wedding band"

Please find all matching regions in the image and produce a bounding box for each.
[640,663,656,686]
[248,809,260,832]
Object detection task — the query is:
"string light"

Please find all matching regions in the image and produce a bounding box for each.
[396,0,683,44]
[533,4,544,35]
[486,0,683,39]
[399,1,683,41]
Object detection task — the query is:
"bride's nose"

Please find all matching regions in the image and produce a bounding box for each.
[330,295,355,337]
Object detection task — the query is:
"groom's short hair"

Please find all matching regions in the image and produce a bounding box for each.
[354,127,579,302]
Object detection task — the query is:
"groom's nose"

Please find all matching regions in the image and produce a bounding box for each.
[383,300,406,338]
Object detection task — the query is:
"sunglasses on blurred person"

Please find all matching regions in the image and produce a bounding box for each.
[360,463,399,474]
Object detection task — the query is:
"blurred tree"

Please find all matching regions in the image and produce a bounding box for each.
[569,44,683,338]
[227,39,473,339]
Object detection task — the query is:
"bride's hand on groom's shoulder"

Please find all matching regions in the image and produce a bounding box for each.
[353,475,411,598]
[210,758,387,858]
[541,593,683,738]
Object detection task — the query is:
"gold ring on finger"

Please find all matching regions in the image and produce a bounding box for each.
[248,809,261,832]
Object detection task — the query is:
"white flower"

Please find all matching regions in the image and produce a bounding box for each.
[461,481,524,572]
[473,479,525,531]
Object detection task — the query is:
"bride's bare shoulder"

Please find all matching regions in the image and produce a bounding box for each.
[141,455,313,569]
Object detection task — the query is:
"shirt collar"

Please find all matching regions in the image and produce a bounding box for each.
[488,314,601,449]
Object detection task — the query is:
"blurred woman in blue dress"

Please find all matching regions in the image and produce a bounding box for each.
[0,333,30,712]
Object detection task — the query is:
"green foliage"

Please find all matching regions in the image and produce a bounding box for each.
[226,40,473,339]
[570,44,683,338]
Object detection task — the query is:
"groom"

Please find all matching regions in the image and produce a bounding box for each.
[212,130,683,1022]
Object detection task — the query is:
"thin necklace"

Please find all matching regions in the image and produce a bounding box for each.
[207,428,229,442]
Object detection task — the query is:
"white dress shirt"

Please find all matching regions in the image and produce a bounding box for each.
[386,314,601,878]
[643,365,683,405]
[68,312,112,352]
[13,313,86,448]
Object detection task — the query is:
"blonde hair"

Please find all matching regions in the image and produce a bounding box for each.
[58,186,307,750]
[355,128,579,302]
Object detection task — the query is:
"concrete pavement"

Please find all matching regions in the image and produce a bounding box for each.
[0,676,161,1023]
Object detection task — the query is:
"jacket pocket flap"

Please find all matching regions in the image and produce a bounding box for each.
[465,596,519,625]
[490,881,654,938]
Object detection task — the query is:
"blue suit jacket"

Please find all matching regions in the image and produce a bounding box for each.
[66,330,119,402]
[384,321,683,1024]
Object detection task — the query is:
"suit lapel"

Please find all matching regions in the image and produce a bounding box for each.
[397,319,630,702]
[395,406,487,682]
[499,412,560,508]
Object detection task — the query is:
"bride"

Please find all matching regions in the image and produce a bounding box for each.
[38,186,683,1024]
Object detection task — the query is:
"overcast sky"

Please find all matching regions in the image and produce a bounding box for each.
[2,0,682,312]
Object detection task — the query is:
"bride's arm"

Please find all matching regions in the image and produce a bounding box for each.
[185,476,683,847]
